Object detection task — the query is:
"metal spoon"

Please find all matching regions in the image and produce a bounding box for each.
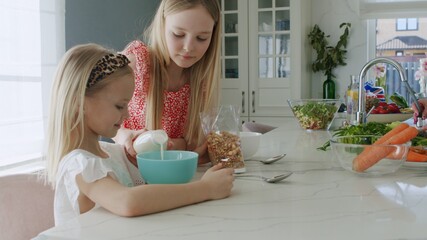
[246,153,286,164]
[235,171,293,183]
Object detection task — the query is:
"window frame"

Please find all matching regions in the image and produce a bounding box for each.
[368,17,427,106]
[358,0,427,19]
[0,0,65,176]
[396,18,418,31]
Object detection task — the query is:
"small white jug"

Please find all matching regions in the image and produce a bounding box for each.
[133,130,168,154]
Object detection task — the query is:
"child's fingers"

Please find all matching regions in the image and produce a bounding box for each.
[207,163,234,176]
[167,140,174,149]
[210,163,223,170]
[135,128,148,135]
[213,164,235,175]
[125,140,137,156]
[124,147,138,167]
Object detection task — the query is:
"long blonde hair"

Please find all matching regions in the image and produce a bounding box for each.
[144,0,221,147]
[45,43,133,186]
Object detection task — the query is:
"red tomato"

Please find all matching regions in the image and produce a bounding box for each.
[378,102,388,107]
[378,106,390,114]
[387,104,400,113]
[371,109,379,114]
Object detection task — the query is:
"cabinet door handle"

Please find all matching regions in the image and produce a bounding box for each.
[242,91,245,114]
[252,90,255,113]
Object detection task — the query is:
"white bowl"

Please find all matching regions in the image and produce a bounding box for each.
[240,132,262,160]
[367,113,412,123]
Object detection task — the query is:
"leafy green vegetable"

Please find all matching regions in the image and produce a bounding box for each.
[387,121,402,129]
[333,135,381,145]
[411,136,427,147]
[317,122,391,151]
[292,101,337,130]
[332,136,382,154]
[318,121,427,151]
[389,92,409,108]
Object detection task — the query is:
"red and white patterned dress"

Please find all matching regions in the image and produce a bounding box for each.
[122,40,190,138]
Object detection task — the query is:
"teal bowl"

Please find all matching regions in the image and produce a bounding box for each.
[137,150,198,184]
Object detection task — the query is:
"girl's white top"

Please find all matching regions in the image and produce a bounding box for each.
[54,141,144,226]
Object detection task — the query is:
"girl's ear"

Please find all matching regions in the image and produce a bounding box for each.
[81,99,88,115]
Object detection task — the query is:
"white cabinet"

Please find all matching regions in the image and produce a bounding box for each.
[220,0,311,126]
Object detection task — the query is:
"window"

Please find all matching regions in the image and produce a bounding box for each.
[374,17,427,103]
[397,18,418,31]
[360,0,427,104]
[358,0,427,19]
[0,0,65,176]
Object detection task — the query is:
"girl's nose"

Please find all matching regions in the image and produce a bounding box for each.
[183,38,194,52]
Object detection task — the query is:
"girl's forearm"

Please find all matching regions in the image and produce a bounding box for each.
[80,175,209,217]
[124,181,209,216]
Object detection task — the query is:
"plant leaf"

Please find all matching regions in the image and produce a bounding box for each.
[308,22,351,77]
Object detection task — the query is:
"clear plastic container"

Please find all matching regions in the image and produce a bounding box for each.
[346,75,359,125]
[133,130,168,154]
[206,130,245,173]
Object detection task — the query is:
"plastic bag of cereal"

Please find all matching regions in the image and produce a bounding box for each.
[200,105,245,173]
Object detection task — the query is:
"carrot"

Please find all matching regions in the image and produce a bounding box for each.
[373,122,410,159]
[373,122,409,145]
[385,126,419,145]
[352,126,418,172]
[407,147,427,162]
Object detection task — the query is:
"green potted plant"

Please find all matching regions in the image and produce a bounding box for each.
[308,23,351,99]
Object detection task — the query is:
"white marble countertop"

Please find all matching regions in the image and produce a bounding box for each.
[36,118,427,240]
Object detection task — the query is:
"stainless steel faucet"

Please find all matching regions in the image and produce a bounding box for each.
[355,57,423,127]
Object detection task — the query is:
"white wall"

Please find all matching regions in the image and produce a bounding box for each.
[310,0,371,99]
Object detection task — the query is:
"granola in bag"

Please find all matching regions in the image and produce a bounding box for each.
[200,105,245,173]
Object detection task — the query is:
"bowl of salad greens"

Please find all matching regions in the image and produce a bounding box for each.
[287,99,341,130]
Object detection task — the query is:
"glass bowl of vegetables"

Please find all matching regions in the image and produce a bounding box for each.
[330,135,411,176]
[287,99,342,130]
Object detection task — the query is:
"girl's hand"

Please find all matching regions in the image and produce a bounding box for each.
[185,140,210,165]
[412,100,427,124]
[114,128,147,166]
[193,142,210,165]
[167,138,186,150]
[200,163,234,200]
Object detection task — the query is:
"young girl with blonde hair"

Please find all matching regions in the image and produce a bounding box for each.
[114,0,221,164]
[45,43,234,226]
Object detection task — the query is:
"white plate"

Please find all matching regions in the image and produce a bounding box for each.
[403,161,427,169]
[367,113,412,123]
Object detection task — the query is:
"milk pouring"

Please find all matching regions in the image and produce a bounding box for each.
[133,130,168,156]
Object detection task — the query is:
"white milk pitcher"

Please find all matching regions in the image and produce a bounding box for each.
[133,130,168,154]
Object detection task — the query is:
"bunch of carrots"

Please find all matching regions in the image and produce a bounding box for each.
[353,122,424,172]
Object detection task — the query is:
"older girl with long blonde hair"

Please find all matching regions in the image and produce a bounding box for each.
[114,0,221,164]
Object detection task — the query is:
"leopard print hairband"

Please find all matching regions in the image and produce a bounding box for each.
[87,53,130,88]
